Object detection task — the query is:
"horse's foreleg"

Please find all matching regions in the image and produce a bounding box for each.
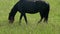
[23,14,27,24]
[19,14,23,23]
[38,17,43,23]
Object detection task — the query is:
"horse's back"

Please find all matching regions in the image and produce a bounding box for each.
[17,1,49,13]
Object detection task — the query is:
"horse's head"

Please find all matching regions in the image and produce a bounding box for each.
[9,18,14,24]
[8,13,14,24]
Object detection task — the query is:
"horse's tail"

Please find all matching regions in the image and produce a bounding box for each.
[44,3,50,22]
[8,3,18,21]
[47,3,50,15]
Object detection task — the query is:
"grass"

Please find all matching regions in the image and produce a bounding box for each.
[0,0,60,34]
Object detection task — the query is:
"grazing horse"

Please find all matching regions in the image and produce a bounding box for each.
[8,1,50,24]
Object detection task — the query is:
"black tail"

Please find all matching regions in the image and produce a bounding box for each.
[44,3,50,23]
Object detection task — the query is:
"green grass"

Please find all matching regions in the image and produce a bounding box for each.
[0,0,60,34]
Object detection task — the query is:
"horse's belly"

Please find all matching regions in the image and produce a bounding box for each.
[26,10,38,14]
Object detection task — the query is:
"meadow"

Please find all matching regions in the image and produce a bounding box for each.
[0,0,60,34]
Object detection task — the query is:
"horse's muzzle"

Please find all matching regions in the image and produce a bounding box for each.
[9,19,14,24]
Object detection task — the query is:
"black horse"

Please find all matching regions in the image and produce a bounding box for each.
[8,1,50,24]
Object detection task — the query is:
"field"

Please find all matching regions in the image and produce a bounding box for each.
[0,0,60,34]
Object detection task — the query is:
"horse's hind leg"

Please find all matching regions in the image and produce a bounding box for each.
[38,12,44,23]
[44,10,49,23]
[38,17,43,23]
[44,13,48,23]
[44,4,50,23]
[44,8,49,23]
